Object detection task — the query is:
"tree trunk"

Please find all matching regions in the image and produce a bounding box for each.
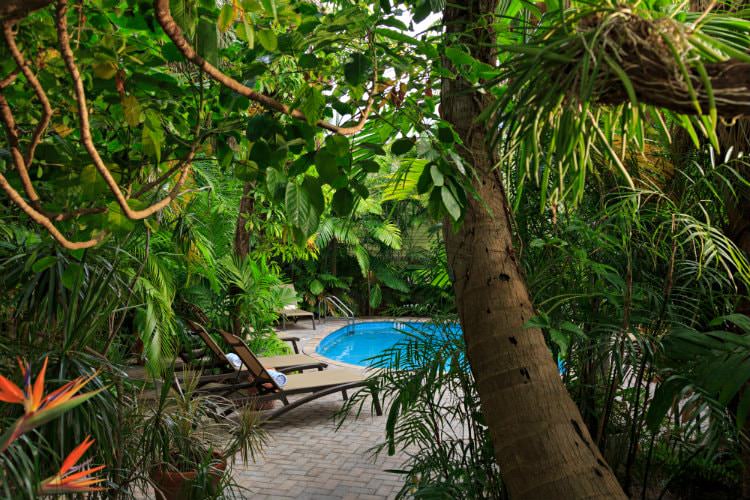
[234,181,254,259]
[231,181,254,334]
[441,2,626,498]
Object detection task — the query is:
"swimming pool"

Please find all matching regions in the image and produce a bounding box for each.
[316,320,567,373]
[316,321,434,367]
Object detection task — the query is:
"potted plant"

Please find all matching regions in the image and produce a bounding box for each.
[136,371,266,500]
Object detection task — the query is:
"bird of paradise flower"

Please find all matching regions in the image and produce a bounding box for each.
[0,356,107,493]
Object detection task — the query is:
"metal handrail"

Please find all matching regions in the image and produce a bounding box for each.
[318,295,355,325]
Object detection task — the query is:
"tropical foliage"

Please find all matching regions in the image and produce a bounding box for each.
[0,0,749,498]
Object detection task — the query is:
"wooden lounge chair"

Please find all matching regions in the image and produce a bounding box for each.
[277,284,316,330]
[186,320,327,373]
[205,330,382,421]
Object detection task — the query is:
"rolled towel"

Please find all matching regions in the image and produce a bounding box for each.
[267,369,287,387]
[225,353,242,371]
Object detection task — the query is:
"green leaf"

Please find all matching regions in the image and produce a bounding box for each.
[417,164,433,194]
[260,0,278,21]
[550,329,570,357]
[302,175,324,213]
[299,86,325,125]
[309,279,324,295]
[360,159,380,173]
[107,202,136,233]
[93,61,117,80]
[353,245,370,276]
[218,4,235,32]
[325,135,349,157]
[352,180,369,199]
[235,160,259,181]
[711,314,750,334]
[315,149,338,184]
[32,256,57,273]
[285,182,319,235]
[266,167,286,195]
[142,111,164,164]
[61,263,83,290]
[430,164,444,186]
[257,30,278,51]
[441,186,461,221]
[196,19,219,66]
[437,125,454,143]
[122,95,142,127]
[344,52,370,87]
[646,378,687,432]
[237,16,255,48]
[332,188,354,216]
[445,47,477,67]
[369,283,382,309]
[391,138,415,155]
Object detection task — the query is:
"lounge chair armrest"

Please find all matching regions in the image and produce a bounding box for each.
[279,336,300,354]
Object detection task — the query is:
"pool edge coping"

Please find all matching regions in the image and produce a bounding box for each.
[281,317,430,373]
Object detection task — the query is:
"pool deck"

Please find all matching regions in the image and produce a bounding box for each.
[233,318,421,499]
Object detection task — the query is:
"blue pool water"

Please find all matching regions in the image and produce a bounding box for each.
[316,321,430,367]
[317,320,568,373]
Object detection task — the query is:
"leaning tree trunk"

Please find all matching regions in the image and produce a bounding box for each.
[440,2,626,498]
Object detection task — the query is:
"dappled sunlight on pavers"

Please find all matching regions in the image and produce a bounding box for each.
[233,319,409,499]
[233,393,406,499]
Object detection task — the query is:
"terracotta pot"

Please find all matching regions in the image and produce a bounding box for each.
[150,453,227,500]
[247,385,277,411]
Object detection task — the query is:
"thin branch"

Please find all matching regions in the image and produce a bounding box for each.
[0,68,19,89]
[131,147,199,199]
[0,166,104,249]
[3,21,53,177]
[0,78,104,249]
[153,0,377,136]
[56,0,197,220]
[0,92,44,207]
[52,206,107,221]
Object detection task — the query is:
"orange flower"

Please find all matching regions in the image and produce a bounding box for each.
[0,370,25,405]
[39,436,107,494]
[0,357,103,453]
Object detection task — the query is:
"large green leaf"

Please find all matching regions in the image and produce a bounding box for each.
[257,29,278,51]
[299,86,325,125]
[196,19,219,66]
[315,149,339,184]
[218,3,235,32]
[332,188,354,216]
[441,186,461,221]
[285,182,319,235]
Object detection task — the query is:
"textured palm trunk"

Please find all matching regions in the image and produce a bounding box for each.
[441,2,626,498]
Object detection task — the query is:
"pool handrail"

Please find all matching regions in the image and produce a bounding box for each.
[319,295,355,326]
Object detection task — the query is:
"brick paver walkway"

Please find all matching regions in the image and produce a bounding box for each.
[233,319,412,500]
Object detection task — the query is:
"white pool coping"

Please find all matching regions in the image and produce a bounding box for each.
[275,317,430,373]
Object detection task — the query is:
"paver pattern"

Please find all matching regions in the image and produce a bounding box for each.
[233,319,411,500]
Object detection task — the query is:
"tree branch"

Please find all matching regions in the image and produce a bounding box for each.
[0,92,44,208]
[593,15,750,118]
[3,21,52,180]
[153,0,377,136]
[0,0,53,21]
[0,68,18,88]
[56,0,197,221]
